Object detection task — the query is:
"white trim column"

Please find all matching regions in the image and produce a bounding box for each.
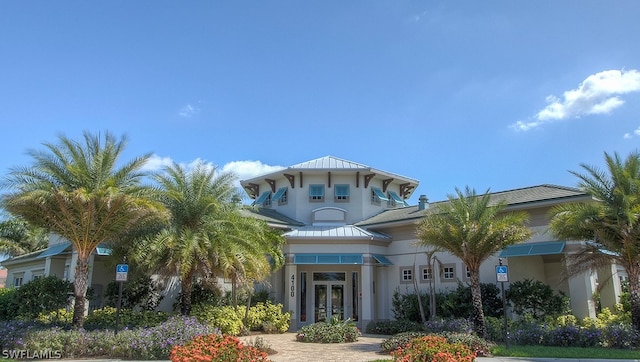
[284,256,298,331]
[361,259,375,328]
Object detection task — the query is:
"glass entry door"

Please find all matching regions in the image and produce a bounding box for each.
[314,283,344,322]
[312,272,346,323]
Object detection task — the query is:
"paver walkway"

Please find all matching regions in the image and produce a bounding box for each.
[239,332,390,362]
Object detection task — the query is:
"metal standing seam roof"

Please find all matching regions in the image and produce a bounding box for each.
[289,156,371,170]
[284,225,391,240]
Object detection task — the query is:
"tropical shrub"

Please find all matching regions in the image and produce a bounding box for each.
[391,288,431,321]
[506,279,570,320]
[192,305,245,335]
[391,335,475,362]
[366,318,473,336]
[437,282,503,319]
[83,306,169,330]
[193,302,290,335]
[170,334,270,362]
[36,308,73,325]
[244,301,290,333]
[366,320,424,335]
[296,315,360,343]
[104,275,164,311]
[0,288,18,321]
[12,276,73,320]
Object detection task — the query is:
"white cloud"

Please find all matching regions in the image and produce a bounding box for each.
[141,154,174,171]
[511,69,640,131]
[141,156,285,199]
[623,126,640,139]
[178,104,199,118]
[222,160,285,182]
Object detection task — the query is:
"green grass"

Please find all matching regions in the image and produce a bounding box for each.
[492,344,640,359]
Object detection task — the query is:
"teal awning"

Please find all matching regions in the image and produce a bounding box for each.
[372,254,393,265]
[272,187,287,202]
[499,241,566,258]
[254,191,271,205]
[294,254,364,265]
[96,244,112,256]
[38,242,71,258]
[388,191,404,204]
[372,187,389,201]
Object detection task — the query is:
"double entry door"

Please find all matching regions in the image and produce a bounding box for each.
[313,272,345,322]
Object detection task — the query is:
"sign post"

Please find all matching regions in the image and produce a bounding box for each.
[114,259,128,335]
[496,259,509,349]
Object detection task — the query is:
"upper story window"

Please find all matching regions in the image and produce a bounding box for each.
[334,184,350,202]
[254,191,272,207]
[272,187,288,205]
[388,191,405,207]
[371,187,388,204]
[309,184,325,202]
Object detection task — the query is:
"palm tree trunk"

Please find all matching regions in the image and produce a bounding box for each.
[71,255,90,328]
[627,263,640,331]
[469,270,487,338]
[181,271,194,316]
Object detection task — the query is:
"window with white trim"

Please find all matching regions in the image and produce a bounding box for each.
[13,273,24,287]
[334,184,349,202]
[400,267,413,283]
[309,184,325,202]
[440,264,456,282]
[421,266,433,281]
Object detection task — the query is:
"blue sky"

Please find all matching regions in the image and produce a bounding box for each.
[1,1,640,206]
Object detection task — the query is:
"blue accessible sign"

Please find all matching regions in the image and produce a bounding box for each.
[115,264,129,282]
[496,265,508,282]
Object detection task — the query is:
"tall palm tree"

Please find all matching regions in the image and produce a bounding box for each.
[139,161,283,315]
[416,186,531,338]
[549,151,640,331]
[1,131,166,328]
[0,216,49,257]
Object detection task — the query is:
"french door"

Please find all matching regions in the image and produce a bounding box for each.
[312,272,345,322]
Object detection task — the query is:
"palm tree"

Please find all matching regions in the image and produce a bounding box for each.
[0,216,49,257]
[416,186,531,338]
[549,150,640,331]
[139,161,283,315]
[1,131,166,328]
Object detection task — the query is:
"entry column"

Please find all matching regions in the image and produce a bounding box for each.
[284,256,298,331]
[361,259,374,328]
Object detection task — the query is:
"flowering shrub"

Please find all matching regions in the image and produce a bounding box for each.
[0,320,39,350]
[296,316,361,343]
[13,316,217,360]
[83,306,169,330]
[192,305,245,335]
[170,334,270,362]
[380,332,492,357]
[192,302,291,335]
[392,335,475,362]
[245,301,291,333]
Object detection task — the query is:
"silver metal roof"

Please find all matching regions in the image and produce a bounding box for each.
[284,225,391,240]
[289,156,370,170]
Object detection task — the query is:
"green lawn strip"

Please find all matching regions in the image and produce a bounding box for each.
[492,345,640,359]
